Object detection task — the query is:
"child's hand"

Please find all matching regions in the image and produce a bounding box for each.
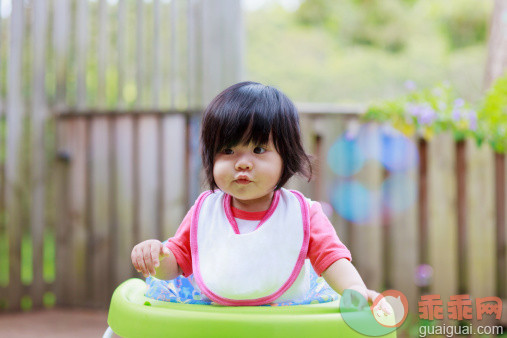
[347,285,392,316]
[131,240,171,278]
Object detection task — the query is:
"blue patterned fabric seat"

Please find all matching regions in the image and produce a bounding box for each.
[145,264,339,306]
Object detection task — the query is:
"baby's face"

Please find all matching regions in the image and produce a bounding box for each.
[213,138,283,211]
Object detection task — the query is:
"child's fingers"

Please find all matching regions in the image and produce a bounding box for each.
[131,247,139,271]
[368,290,392,316]
[150,244,161,270]
[135,251,149,277]
[161,245,171,257]
[141,246,155,277]
[378,298,393,315]
[131,246,144,273]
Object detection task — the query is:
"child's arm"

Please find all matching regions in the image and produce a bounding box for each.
[153,247,182,280]
[321,258,379,304]
[131,239,182,280]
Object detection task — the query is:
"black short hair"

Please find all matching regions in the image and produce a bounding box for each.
[200,81,312,191]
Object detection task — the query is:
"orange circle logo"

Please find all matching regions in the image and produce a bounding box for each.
[371,290,409,328]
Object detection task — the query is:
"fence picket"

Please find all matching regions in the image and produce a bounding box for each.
[136,0,144,108]
[428,134,458,323]
[153,0,161,108]
[502,154,507,300]
[161,115,186,238]
[138,116,159,242]
[97,0,108,108]
[107,116,118,298]
[53,0,70,109]
[115,115,135,282]
[30,0,49,309]
[0,0,5,309]
[467,140,497,328]
[117,0,126,108]
[169,0,178,109]
[353,123,382,291]
[55,119,71,306]
[90,117,111,306]
[467,141,496,295]
[67,117,89,306]
[6,0,25,312]
[76,0,89,110]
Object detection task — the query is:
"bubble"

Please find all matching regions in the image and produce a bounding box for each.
[414,264,433,287]
[380,131,418,172]
[356,123,382,161]
[327,136,365,177]
[327,123,420,224]
[330,180,373,224]
[319,201,334,219]
[381,173,417,214]
[404,80,416,91]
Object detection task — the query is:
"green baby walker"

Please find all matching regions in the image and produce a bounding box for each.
[103,265,397,338]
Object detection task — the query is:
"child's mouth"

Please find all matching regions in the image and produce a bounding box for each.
[235,179,252,185]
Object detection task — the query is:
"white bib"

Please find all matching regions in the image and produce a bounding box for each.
[190,188,310,306]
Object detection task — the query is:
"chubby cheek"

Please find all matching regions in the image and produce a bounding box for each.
[212,160,230,187]
[268,156,283,184]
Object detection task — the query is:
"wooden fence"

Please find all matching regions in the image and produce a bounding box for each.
[0,0,243,311]
[2,106,499,324]
[2,101,507,318]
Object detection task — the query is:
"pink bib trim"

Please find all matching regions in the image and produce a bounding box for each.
[223,190,281,234]
[190,189,310,306]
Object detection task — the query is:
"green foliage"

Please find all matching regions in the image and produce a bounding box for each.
[295,0,489,52]
[246,0,492,104]
[295,0,411,52]
[437,1,489,50]
[363,72,507,154]
[479,73,507,153]
[363,82,479,142]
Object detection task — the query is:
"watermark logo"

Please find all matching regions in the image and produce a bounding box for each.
[418,294,502,321]
[372,290,408,328]
[340,289,409,336]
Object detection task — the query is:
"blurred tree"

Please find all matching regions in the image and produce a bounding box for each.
[245,0,492,103]
[484,0,507,89]
[295,0,412,53]
[437,1,489,50]
[295,0,489,53]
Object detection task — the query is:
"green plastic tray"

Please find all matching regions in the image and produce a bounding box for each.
[107,278,396,338]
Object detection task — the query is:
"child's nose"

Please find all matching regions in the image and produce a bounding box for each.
[235,156,253,171]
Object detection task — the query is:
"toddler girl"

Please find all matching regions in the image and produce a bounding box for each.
[131,81,382,306]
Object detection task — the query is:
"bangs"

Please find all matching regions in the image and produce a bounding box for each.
[214,113,272,152]
[211,85,279,154]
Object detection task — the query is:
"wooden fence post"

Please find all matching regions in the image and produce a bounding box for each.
[456,140,468,295]
[495,153,506,299]
[30,0,49,309]
[417,138,429,296]
[6,0,25,311]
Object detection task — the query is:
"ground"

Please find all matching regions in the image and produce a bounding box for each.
[0,308,111,337]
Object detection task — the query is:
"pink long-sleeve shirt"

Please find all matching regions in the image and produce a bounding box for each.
[165,194,351,278]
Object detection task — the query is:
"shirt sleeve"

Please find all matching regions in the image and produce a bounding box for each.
[164,205,194,277]
[307,201,352,276]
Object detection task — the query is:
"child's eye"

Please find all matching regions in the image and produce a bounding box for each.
[253,147,266,154]
[222,148,234,155]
